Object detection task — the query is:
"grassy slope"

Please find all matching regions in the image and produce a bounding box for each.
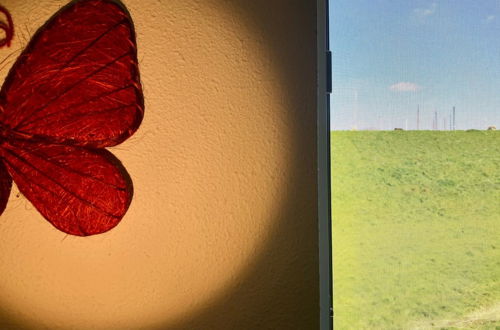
[331,131,500,329]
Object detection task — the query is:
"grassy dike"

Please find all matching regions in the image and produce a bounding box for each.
[331,130,500,329]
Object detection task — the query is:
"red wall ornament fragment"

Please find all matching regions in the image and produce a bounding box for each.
[0,5,13,48]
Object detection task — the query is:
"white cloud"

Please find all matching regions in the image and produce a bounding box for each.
[389,82,422,92]
[413,3,437,18]
[485,15,495,23]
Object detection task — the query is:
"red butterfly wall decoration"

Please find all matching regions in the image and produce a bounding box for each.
[0,0,144,236]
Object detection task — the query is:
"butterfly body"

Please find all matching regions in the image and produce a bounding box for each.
[0,0,144,236]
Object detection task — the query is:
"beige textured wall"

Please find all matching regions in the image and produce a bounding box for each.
[0,0,317,329]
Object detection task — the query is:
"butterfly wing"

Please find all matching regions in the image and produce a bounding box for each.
[0,160,12,216]
[0,0,143,148]
[1,140,131,236]
[0,0,142,235]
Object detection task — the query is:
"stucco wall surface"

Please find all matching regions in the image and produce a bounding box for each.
[0,0,318,329]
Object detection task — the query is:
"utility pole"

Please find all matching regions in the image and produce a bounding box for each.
[417,105,420,130]
[443,117,446,130]
[452,106,456,130]
[434,111,438,130]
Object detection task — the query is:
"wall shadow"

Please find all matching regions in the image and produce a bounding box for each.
[159,1,319,329]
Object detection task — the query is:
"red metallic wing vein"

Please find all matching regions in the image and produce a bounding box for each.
[18,85,135,129]
[13,51,132,130]
[5,146,127,190]
[1,141,132,236]
[3,149,122,218]
[38,103,138,131]
[3,157,93,235]
[0,0,143,148]
[11,19,129,128]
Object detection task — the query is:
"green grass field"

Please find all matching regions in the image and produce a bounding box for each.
[331,131,500,330]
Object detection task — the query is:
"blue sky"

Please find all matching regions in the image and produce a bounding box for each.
[329,0,500,130]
